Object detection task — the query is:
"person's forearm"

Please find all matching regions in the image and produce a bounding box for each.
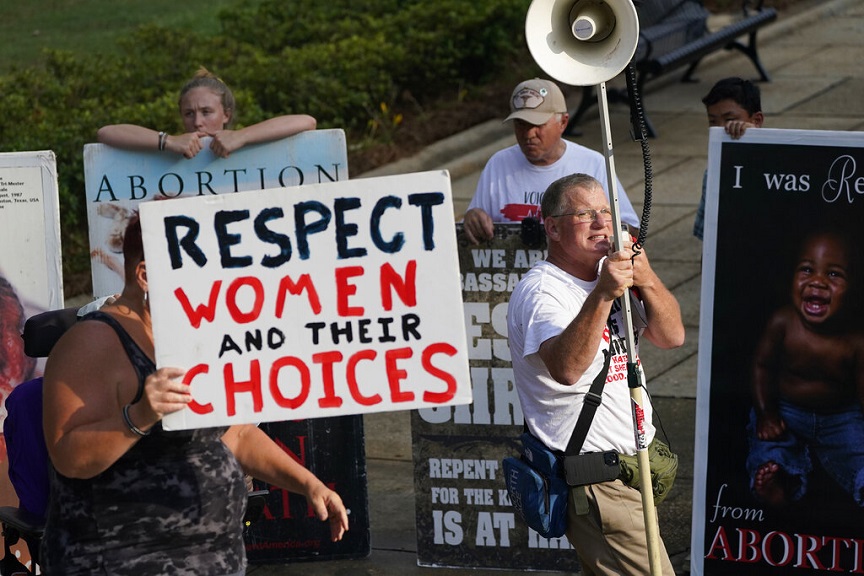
[225,424,322,496]
[541,290,613,384]
[236,115,317,147]
[97,124,163,151]
[639,273,685,349]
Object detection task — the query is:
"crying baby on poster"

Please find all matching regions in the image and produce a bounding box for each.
[139,176,472,431]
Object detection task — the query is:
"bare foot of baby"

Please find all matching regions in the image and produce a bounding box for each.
[753,461,793,507]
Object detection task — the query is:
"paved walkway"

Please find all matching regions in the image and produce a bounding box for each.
[249,0,864,573]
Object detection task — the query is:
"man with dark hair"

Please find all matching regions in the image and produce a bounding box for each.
[694,77,765,240]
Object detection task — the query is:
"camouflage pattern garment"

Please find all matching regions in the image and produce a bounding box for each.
[41,311,248,575]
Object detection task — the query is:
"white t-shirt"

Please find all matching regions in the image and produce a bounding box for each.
[507,260,655,455]
[467,141,640,228]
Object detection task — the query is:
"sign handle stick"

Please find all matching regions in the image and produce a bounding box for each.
[597,81,663,576]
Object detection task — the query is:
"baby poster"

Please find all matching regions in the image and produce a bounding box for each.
[139,170,472,429]
[693,128,864,575]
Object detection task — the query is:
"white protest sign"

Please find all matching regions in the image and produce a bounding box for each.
[0,151,63,312]
[0,150,63,530]
[0,150,63,413]
[84,129,348,298]
[140,170,472,430]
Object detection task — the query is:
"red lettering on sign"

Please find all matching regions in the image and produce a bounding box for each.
[186,343,461,418]
[274,274,321,316]
[269,356,311,409]
[346,349,381,406]
[335,266,365,316]
[421,342,458,403]
[385,347,414,403]
[706,525,734,560]
[175,281,222,328]
[185,363,213,414]
[224,359,264,416]
[313,350,344,408]
[380,260,417,310]
[226,276,265,324]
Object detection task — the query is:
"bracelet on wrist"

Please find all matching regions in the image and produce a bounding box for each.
[158,131,167,152]
[122,403,151,437]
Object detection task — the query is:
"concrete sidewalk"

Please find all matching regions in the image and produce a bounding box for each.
[248,0,864,573]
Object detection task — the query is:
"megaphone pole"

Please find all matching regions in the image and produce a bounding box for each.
[525,1,663,572]
[596,81,663,576]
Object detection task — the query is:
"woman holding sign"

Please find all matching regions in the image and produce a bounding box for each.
[97,67,316,159]
[41,214,348,574]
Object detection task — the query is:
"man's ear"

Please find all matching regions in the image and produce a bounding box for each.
[544,217,560,242]
[554,113,569,135]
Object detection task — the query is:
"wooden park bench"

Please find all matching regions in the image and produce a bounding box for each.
[566,0,778,137]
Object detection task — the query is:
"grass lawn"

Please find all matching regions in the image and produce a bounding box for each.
[0,0,247,73]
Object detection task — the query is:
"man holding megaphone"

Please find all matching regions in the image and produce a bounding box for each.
[508,173,683,576]
[461,78,640,244]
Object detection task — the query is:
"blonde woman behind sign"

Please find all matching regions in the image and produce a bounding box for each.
[41,213,348,575]
[96,67,316,159]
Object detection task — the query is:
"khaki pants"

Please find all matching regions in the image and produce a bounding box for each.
[565,479,675,576]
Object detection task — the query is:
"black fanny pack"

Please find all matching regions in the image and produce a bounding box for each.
[564,450,621,486]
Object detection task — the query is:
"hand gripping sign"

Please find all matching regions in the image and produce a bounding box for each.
[140,170,472,430]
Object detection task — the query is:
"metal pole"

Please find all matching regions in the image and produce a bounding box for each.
[596,81,663,576]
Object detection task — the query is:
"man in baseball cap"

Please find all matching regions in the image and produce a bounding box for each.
[506,78,568,124]
[462,78,639,244]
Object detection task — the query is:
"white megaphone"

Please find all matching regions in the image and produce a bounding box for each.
[525,0,639,86]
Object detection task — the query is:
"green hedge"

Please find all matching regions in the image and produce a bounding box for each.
[0,0,529,294]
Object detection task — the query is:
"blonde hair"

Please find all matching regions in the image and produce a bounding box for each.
[178,67,236,128]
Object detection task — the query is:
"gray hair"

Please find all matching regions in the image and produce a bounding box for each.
[541,173,602,218]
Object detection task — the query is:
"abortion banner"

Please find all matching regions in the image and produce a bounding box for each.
[84,129,348,297]
[412,223,580,572]
[139,169,471,430]
[692,128,864,575]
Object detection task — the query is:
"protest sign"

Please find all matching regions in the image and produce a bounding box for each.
[0,150,62,420]
[0,151,63,318]
[245,417,370,563]
[692,128,864,575]
[0,150,63,569]
[86,129,371,563]
[139,169,471,430]
[84,129,348,297]
[412,223,579,572]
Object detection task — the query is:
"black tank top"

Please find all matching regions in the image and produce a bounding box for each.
[42,311,248,575]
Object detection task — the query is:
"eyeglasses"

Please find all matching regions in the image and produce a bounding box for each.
[550,208,613,223]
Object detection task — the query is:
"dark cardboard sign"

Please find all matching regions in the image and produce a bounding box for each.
[412,223,581,571]
[244,415,370,563]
